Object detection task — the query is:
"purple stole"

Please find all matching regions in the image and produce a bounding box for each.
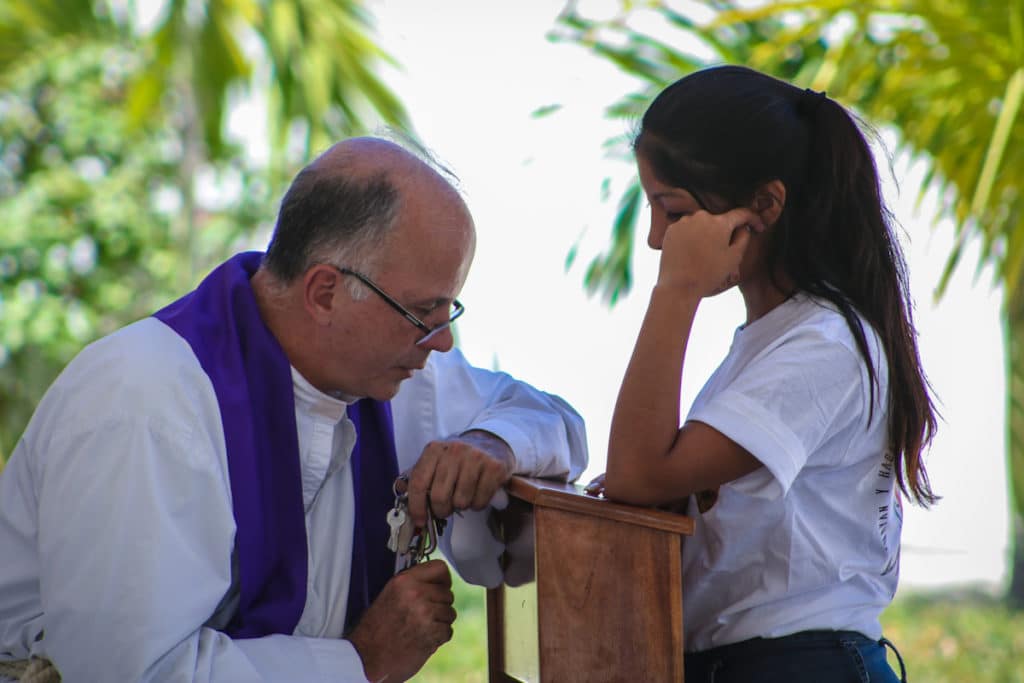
[154,251,398,637]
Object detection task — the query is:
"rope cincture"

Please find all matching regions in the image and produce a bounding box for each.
[0,658,60,683]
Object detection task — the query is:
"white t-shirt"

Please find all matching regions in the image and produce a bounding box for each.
[682,293,901,652]
[0,317,587,682]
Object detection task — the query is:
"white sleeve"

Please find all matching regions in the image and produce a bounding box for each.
[32,417,369,683]
[390,347,588,589]
[390,347,588,481]
[688,333,868,496]
[19,327,371,683]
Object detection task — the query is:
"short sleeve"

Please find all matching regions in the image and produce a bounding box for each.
[688,332,867,495]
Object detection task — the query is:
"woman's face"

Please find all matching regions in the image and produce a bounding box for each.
[636,153,775,289]
[636,154,716,250]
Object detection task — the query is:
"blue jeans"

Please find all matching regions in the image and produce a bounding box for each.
[684,630,907,683]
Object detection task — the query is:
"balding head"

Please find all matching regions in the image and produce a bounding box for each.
[263,136,468,286]
[310,137,439,179]
[252,136,476,397]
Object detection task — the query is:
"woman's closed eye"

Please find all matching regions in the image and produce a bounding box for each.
[646,198,696,223]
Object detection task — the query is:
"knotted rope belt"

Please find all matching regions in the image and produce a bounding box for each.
[0,658,60,683]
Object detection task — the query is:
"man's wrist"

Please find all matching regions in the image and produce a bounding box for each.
[458,429,516,474]
[347,633,383,683]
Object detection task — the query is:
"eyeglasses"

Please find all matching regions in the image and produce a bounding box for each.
[333,266,465,346]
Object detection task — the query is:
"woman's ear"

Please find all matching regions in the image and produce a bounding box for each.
[753,179,786,228]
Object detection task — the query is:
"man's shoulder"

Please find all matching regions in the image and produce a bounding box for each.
[18,317,225,471]
[75,316,206,382]
[47,317,217,426]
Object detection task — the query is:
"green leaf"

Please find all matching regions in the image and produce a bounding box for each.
[531,104,563,118]
[583,180,641,305]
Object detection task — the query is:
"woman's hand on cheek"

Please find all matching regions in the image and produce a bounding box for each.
[657,207,764,297]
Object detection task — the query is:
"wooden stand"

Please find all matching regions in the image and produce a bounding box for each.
[487,476,694,683]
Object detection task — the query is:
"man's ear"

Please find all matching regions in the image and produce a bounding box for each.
[304,265,341,325]
[753,179,786,228]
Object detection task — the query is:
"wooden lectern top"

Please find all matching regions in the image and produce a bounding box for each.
[505,475,695,536]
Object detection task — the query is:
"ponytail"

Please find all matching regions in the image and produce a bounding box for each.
[636,65,938,506]
[785,89,938,506]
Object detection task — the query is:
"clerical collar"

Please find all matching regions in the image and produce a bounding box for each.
[290,366,358,420]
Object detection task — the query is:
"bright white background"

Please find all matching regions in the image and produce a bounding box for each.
[361,0,1009,593]
[163,0,1006,592]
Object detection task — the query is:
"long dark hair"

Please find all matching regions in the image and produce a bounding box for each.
[636,65,937,506]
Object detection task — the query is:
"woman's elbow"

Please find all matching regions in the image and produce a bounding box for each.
[602,470,662,506]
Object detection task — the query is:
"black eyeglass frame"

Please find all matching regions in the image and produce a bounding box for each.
[333,266,464,345]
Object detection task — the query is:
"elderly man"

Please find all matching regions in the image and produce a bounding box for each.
[0,138,587,682]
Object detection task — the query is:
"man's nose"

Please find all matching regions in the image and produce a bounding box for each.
[418,325,455,353]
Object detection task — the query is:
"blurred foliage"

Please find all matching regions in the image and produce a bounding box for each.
[0,0,411,463]
[554,0,1024,606]
[550,0,831,303]
[881,590,1024,683]
[0,40,276,460]
[0,0,411,168]
[554,1,1023,306]
[425,571,1024,682]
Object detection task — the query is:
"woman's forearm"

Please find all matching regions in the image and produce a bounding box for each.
[605,284,700,502]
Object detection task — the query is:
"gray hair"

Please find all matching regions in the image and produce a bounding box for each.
[262,168,399,298]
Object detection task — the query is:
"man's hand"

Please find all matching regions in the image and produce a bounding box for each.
[348,559,456,682]
[406,430,515,527]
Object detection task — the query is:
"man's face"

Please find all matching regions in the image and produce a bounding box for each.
[322,184,476,400]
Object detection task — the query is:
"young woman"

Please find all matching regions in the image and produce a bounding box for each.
[588,65,936,682]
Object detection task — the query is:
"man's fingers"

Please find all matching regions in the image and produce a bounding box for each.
[350,559,453,681]
[426,447,461,520]
[471,461,506,510]
[460,433,515,509]
[399,564,457,644]
[455,470,485,512]
[406,588,456,622]
[407,448,441,526]
[403,558,452,586]
[429,623,455,650]
[435,604,457,626]
[411,437,515,522]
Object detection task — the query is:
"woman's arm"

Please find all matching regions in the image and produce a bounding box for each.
[604,208,762,506]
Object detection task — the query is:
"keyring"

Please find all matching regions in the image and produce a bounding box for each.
[393,473,409,498]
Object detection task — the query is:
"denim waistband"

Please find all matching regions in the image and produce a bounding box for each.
[687,630,907,683]
[687,629,875,658]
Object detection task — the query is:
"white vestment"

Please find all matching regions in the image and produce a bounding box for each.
[0,318,587,682]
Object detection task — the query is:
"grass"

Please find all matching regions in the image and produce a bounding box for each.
[418,569,1024,682]
[879,589,1024,682]
[413,569,490,683]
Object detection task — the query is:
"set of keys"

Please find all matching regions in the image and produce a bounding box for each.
[386,474,448,571]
